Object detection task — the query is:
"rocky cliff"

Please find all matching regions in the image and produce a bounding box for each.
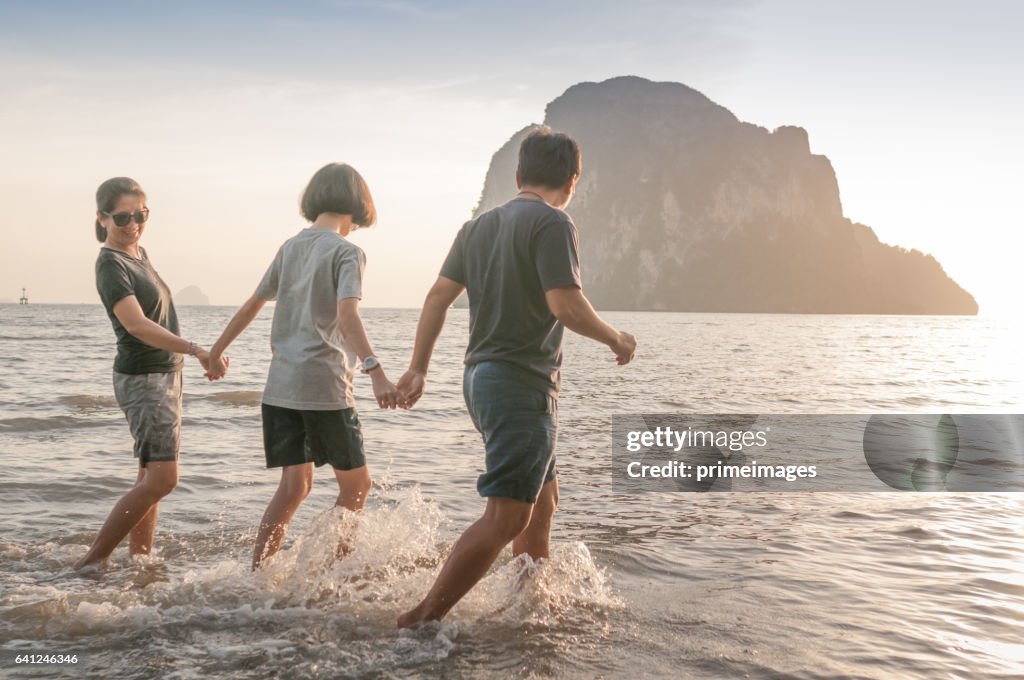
[473,76,977,314]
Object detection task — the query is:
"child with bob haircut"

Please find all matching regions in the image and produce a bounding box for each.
[207,162,398,569]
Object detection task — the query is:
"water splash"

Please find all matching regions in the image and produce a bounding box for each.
[0,486,619,664]
[252,487,447,610]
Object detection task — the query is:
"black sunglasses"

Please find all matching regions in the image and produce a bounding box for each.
[103,208,150,227]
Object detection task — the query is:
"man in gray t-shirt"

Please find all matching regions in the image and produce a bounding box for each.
[440,196,582,396]
[396,126,637,628]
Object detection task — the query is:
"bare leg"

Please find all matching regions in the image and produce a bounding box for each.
[252,464,313,571]
[512,479,558,561]
[332,465,372,557]
[74,461,179,571]
[397,497,533,627]
[334,465,372,512]
[128,467,159,557]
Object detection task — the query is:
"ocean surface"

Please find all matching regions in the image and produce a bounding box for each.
[1,304,1022,679]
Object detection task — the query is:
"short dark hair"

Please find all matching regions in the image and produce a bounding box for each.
[300,163,376,226]
[95,177,146,242]
[517,126,581,190]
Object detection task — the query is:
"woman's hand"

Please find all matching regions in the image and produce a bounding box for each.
[371,370,399,409]
[195,347,211,371]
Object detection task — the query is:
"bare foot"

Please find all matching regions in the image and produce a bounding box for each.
[397,604,435,629]
[72,555,107,573]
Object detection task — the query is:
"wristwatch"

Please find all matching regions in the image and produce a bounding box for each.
[360,356,381,373]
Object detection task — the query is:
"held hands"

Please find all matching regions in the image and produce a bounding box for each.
[200,349,230,381]
[612,331,637,365]
[396,370,426,409]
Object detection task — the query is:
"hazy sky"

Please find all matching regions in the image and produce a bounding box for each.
[1,0,1021,314]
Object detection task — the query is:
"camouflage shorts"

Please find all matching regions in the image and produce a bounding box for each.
[112,370,183,467]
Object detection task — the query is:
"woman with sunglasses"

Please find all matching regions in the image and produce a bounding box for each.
[74,176,226,571]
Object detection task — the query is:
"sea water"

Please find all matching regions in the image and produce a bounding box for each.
[1,305,1022,678]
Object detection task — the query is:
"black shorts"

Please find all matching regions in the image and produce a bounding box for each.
[261,403,367,470]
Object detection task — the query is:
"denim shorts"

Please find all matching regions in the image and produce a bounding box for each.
[112,370,183,467]
[261,403,367,471]
[463,361,558,504]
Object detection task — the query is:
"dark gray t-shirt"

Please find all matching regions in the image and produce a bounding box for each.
[95,247,183,374]
[440,197,582,395]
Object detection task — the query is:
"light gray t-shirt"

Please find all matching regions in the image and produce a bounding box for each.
[255,228,365,410]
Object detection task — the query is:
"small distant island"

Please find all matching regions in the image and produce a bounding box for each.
[175,285,210,306]
[474,76,977,315]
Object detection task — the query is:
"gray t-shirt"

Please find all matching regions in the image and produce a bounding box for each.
[95,247,183,375]
[255,228,365,410]
[440,197,582,396]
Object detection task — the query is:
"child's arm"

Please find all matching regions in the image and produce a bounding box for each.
[207,294,267,379]
[338,297,399,409]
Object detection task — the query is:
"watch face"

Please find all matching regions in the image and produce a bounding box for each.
[363,357,380,371]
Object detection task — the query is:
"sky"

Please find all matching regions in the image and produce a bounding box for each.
[0,0,1021,314]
